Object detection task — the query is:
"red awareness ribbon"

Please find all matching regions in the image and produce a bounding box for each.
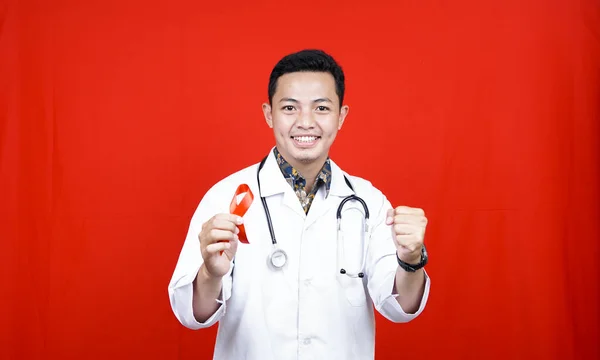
[230,184,253,244]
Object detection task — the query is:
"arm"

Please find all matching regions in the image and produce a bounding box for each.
[388,206,429,314]
[191,213,241,321]
[365,195,430,323]
[168,191,241,329]
[393,267,426,314]
[192,264,224,323]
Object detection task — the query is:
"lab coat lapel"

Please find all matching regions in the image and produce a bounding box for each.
[258,149,306,219]
[304,159,355,229]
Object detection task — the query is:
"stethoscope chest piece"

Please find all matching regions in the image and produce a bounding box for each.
[269,247,288,269]
[255,154,369,276]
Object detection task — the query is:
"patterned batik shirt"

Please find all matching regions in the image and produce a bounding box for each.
[273,147,332,214]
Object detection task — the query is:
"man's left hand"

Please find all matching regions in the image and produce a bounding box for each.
[385,206,427,264]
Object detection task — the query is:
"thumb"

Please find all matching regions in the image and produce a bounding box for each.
[385,208,394,225]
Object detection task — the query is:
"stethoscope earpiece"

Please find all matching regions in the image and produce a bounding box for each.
[340,268,365,278]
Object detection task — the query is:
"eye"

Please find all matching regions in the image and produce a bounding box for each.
[316,106,329,112]
[282,105,295,111]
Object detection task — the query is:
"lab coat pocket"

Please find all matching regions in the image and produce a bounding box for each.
[336,275,367,307]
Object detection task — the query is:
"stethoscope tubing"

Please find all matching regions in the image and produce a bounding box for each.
[255,155,369,275]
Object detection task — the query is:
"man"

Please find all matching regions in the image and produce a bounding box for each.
[168,49,431,359]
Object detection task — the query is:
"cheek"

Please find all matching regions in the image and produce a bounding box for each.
[321,117,341,135]
[275,114,301,131]
[273,120,291,136]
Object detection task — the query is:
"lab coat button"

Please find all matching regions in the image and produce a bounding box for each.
[303,338,311,345]
[304,279,311,286]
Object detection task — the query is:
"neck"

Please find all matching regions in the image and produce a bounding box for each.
[276,148,326,192]
[294,161,323,192]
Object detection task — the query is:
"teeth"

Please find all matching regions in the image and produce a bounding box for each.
[294,136,317,143]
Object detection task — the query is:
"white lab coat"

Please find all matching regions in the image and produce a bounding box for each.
[168,148,431,360]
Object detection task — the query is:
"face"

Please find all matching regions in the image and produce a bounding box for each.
[262,71,349,170]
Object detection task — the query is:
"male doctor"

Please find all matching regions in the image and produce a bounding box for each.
[168,49,431,359]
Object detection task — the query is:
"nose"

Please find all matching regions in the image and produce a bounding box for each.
[296,110,316,129]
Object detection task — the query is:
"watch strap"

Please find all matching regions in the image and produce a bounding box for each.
[396,245,428,272]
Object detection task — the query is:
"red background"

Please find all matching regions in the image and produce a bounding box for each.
[1,0,599,359]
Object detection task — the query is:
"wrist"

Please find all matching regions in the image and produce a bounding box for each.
[396,245,428,272]
[396,250,421,265]
[198,263,223,285]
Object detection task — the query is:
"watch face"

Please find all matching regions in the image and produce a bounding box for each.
[420,246,428,267]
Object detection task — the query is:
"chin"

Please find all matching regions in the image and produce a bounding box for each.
[296,156,319,163]
[278,140,327,164]
[293,151,327,165]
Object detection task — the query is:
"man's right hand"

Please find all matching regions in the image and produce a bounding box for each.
[198,214,243,278]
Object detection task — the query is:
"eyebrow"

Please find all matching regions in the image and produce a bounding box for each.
[278,97,333,104]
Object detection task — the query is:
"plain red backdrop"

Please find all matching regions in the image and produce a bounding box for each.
[1,0,599,359]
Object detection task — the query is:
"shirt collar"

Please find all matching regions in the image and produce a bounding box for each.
[273,147,332,197]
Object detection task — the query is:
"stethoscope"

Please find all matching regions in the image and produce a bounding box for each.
[256,155,370,278]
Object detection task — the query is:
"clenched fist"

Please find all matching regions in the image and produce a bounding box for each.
[385,206,427,264]
[199,214,243,278]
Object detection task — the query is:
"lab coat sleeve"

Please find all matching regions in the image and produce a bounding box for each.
[365,193,431,323]
[167,192,234,330]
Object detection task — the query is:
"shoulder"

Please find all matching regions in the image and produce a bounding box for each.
[342,171,393,222]
[203,161,260,201]
[347,173,386,201]
[186,161,261,225]
[331,159,390,207]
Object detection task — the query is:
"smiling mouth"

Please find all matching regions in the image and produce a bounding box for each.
[292,136,321,143]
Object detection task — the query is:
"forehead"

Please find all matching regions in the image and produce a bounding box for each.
[274,71,337,100]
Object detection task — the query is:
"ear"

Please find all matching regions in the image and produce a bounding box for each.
[337,105,350,130]
[262,103,273,128]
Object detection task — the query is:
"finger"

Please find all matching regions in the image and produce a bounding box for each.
[393,214,427,226]
[218,235,240,255]
[208,218,240,233]
[393,223,422,236]
[205,229,237,244]
[394,224,426,243]
[394,206,425,216]
[393,226,423,247]
[212,213,244,225]
[229,237,239,252]
[385,208,394,225]
[205,241,232,255]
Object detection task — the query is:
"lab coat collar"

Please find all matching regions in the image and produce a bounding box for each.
[257,148,290,198]
[257,147,355,198]
[303,158,355,229]
[257,148,307,218]
[328,159,356,198]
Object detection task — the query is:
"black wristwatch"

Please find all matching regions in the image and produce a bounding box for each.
[397,245,428,272]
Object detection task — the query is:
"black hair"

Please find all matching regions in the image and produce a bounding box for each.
[267,49,345,107]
